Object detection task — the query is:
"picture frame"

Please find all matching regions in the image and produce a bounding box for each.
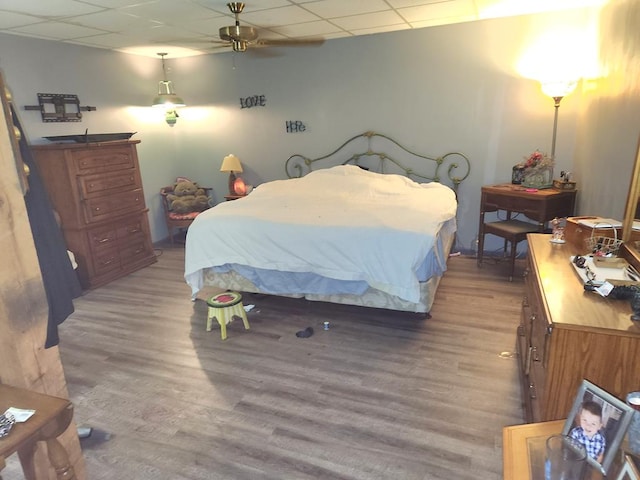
[562,379,636,475]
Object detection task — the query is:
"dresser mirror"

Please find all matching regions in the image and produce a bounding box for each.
[620,136,640,270]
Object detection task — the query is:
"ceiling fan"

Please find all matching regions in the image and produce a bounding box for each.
[215,2,324,52]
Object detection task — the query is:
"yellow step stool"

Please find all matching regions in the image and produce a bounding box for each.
[206,292,250,340]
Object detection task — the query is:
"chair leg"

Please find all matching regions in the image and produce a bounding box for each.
[509,240,518,281]
[477,232,485,267]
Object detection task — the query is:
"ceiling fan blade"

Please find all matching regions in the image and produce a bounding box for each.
[254,37,325,48]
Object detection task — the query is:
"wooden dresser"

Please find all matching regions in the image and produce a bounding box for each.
[31,140,156,289]
[517,234,640,423]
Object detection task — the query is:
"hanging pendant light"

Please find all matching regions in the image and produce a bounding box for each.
[152,52,185,125]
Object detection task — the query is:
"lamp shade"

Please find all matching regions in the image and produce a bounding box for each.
[541,80,577,98]
[220,154,243,173]
[152,80,185,108]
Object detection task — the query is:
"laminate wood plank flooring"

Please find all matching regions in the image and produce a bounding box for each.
[1,250,526,480]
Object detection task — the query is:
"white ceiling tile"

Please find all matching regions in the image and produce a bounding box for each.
[269,20,343,37]
[401,1,476,22]
[78,0,158,7]
[120,0,220,23]
[0,11,42,29]
[387,0,452,7]
[331,10,406,30]
[240,5,321,27]
[66,10,153,30]
[0,0,104,17]
[302,0,391,18]
[10,21,108,39]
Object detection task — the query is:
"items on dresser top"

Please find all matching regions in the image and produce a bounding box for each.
[563,216,640,254]
[31,140,156,289]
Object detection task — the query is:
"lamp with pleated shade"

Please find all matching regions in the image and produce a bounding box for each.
[220,154,244,196]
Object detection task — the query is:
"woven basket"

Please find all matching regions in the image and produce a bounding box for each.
[584,227,622,256]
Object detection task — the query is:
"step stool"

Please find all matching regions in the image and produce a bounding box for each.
[206,291,250,340]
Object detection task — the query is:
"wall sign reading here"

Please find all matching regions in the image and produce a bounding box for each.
[240,94,266,109]
[286,121,306,133]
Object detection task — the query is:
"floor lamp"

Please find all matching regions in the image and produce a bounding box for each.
[540,80,578,160]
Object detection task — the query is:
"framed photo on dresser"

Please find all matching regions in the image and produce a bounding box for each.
[562,380,635,475]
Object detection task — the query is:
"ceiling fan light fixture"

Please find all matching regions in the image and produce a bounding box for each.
[219,25,258,42]
[213,2,325,54]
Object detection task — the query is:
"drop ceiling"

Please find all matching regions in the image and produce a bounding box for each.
[0,0,608,58]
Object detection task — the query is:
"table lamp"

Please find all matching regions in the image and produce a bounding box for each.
[220,154,244,196]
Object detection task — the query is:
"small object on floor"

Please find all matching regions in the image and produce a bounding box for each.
[323,321,330,330]
[296,326,314,338]
[206,291,250,340]
[78,428,112,449]
[77,426,93,439]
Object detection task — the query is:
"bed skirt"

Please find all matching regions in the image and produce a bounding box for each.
[198,226,455,314]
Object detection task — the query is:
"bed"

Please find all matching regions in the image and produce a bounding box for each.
[184,131,470,314]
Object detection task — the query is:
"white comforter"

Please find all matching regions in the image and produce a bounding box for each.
[184,165,457,303]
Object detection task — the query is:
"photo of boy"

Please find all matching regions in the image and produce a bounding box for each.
[570,400,606,464]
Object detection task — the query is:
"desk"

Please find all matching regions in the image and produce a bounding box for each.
[478,184,577,267]
[0,384,76,480]
[503,420,605,480]
[480,183,577,230]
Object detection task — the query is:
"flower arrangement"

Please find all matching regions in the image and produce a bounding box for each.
[520,150,554,172]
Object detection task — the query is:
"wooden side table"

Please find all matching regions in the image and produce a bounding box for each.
[478,184,577,278]
[503,420,564,480]
[479,184,577,230]
[0,384,76,480]
[503,419,618,480]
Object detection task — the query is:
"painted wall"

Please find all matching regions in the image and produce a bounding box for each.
[0,5,637,256]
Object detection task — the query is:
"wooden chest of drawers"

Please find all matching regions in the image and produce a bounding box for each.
[517,234,640,423]
[32,140,156,289]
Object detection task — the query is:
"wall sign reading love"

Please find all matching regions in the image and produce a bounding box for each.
[240,94,266,109]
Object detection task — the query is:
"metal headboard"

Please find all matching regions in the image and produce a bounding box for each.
[285,131,471,193]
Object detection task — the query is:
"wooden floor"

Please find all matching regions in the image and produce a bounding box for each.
[3,250,527,480]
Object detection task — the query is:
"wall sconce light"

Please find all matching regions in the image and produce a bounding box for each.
[220,154,245,196]
[540,80,578,159]
[152,52,185,126]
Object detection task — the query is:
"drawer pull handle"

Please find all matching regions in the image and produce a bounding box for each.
[129,228,141,234]
[100,259,115,266]
[532,346,540,362]
[98,237,110,244]
[529,383,537,399]
[94,207,100,211]
[135,248,143,254]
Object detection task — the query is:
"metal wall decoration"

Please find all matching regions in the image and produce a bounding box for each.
[24,93,96,122]
[285,121,306,133]
[239,94,266,109]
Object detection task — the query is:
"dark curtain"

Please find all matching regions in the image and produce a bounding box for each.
[12,104,82,348]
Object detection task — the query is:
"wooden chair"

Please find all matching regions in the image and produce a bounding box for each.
[160,184,212,246]
[477,219,539,281]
